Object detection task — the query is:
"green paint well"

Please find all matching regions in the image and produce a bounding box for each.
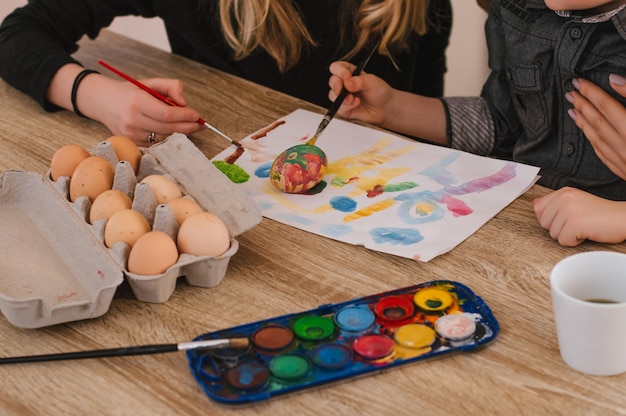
[269,354,310,380]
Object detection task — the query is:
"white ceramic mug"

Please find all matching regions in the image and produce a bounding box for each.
[550,251,626,376]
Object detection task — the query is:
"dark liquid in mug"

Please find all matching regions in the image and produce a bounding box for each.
[584,298,621,304]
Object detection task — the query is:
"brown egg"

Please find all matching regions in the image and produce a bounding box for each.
[167,197,204,226]
[177,212,230,257]
[106,135,142,173]
[127,231,179,275]
[50,144,91,181]
[69,156,115,202]
[89,189,133,224]
[141,174,182,204]
[104,209,151,248]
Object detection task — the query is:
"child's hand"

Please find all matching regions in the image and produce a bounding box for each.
[328,61,394,126]
[567,76,626,180]
[533,187,626,246]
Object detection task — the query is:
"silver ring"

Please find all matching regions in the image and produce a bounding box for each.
[148,132,157,144]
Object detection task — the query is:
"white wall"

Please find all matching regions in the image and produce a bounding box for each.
[0,0,489,96]
[445,0,489,96]
[0,0,24,19]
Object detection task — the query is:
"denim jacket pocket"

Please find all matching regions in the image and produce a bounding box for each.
[505,58,550,139]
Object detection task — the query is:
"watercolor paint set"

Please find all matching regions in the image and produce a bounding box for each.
[186,280,499,405]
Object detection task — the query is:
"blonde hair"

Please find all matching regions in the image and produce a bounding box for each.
[217,0,430,72]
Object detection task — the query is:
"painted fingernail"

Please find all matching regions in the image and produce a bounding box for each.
[609,73,626,86]
[568,108,577,121]
[572,78,581,90]
[565,92,574,104]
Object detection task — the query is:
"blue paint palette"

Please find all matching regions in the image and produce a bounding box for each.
[186,280,499,405]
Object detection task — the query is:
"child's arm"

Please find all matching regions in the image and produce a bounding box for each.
[533,187,626,246]
[328,61,448,145]
[567,76,626,180]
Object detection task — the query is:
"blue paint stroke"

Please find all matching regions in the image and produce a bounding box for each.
[371,227,424,245]
[395,190,446,224]
[329,196,357,212]
[277,213,315,225]
[255,161,273,178]
[321,224,353,238]
[258,200,274,210]
[419,153,460,187]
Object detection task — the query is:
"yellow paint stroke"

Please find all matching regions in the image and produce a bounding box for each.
[312,203,334,214]
[344,198,396,222]
[350,167,411,196]
[327,136,417,200]
[415,202,436,215]
[262,180,306,212]
[263,178,334,214]
[327,136,417,179]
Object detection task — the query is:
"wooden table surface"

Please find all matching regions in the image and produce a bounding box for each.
[0,30,625,415]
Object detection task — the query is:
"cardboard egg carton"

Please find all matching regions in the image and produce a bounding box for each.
[0,133,262,328]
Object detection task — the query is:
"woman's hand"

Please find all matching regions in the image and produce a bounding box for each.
[533,187,626,246]
[47,64,205,146]
[567,76,626,180]
[84,75,204,146]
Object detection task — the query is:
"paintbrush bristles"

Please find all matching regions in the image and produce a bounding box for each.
[177,338,249,351]
[228,337,250,349]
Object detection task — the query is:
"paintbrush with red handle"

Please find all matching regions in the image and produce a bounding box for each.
[98,59,242,148]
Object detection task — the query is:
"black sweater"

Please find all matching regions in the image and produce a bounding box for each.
[0,0,452,109]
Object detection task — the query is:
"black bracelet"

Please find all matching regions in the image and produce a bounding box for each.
[71,69,99,118]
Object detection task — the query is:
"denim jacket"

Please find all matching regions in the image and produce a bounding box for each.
[443,0,626,200]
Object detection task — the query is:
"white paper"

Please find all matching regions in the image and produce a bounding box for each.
[212,109,539,261]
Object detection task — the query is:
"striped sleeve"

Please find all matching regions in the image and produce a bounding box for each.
[441,96,495,156]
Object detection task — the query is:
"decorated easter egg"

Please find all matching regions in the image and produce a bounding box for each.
[269,144,327,193]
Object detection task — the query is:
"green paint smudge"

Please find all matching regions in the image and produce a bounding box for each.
[213,160,250,183]
[384,182,417,192]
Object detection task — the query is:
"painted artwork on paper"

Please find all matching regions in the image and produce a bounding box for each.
[212,109,539,261]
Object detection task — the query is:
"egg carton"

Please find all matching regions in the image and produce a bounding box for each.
[0,134,262,328]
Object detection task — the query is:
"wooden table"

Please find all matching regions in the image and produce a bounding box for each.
[0,30,624,415]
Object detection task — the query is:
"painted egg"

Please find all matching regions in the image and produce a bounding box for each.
[269,144,327,193]
[50,144,91,181]
[69,156,115,202]
[127,231,179,275]
[106,135,142,173]
[140,174,182,204]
